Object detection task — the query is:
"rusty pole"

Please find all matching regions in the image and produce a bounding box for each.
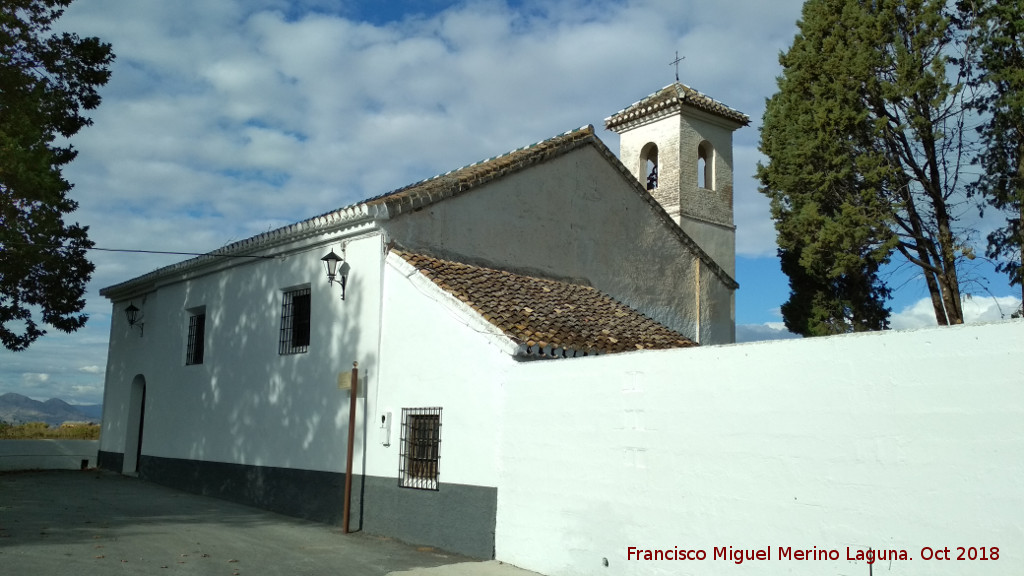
[342,361,358,534]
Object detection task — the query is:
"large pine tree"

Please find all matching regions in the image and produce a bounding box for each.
[759,0,976,335]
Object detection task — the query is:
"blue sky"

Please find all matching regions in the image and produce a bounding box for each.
[2,0,1019,405]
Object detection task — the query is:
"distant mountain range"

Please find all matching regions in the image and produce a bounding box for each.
[0,393,102,426]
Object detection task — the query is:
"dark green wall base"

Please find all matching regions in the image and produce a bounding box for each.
[97,450,124,472]
[128,454,496,559]
[360,475,497,559]
[138,455,350,524]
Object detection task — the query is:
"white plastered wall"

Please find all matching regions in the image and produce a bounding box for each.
[494,321,1024,576]
[100,232,386,473]
[365,252,515,487]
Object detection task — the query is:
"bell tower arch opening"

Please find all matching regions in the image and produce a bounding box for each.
[698,140,714,190]
[640,142,659,190]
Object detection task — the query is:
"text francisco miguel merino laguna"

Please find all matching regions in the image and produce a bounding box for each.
[628,546,909,564]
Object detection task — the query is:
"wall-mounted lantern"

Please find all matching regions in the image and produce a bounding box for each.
[125,302,144,336]
[321,248,348,300]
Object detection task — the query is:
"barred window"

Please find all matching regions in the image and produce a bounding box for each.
[185,311,206,365]
[279,288,311,355]
[398,407,441,490]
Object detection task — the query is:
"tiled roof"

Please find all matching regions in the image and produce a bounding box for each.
[395,249,697,358]
[604,83,750,130]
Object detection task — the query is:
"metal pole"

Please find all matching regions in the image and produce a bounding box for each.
[343,361,358,534]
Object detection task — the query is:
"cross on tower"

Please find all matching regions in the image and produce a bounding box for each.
[670,51,685,82]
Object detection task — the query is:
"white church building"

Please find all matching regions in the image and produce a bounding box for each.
[97,83,749,558]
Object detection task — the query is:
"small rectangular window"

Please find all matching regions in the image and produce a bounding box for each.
[279,288,311,355]
[398,407,441,490]
[186,311,206,365]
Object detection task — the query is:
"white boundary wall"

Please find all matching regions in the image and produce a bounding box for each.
[495,321,1024,576]
[0,440,98,471]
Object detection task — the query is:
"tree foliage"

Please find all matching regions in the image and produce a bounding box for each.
[0,0,113,350]
[961,0,1024,307]
[759,0,978,335]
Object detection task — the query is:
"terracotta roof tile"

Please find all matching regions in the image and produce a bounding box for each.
[395,250,697,358]
[604,83,750,130]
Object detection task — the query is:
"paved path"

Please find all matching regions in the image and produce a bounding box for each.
[0,470,540,576]
[0,439,98,471]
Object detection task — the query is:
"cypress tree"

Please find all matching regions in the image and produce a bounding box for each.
[759,0,977,334]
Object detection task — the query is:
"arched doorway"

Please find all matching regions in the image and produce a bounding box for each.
[123,375,147,475]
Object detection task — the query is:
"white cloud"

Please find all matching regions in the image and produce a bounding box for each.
[736,322,802,343]
[69,384,104,401]
[890,295,1023,331]
[79,366,104,374]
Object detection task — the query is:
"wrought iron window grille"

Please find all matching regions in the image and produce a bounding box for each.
[398,407,442,490]
[279,287,311,355]
[186,313,206,365]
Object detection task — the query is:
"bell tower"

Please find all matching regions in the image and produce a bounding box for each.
[604,83,749,277]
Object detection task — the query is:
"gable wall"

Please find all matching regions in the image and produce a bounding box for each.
[382,145,733,344]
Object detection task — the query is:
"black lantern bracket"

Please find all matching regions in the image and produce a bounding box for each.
[124,300,145,336]
[321,244,350,301]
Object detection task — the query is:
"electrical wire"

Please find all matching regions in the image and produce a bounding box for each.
[0,241,276,259]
